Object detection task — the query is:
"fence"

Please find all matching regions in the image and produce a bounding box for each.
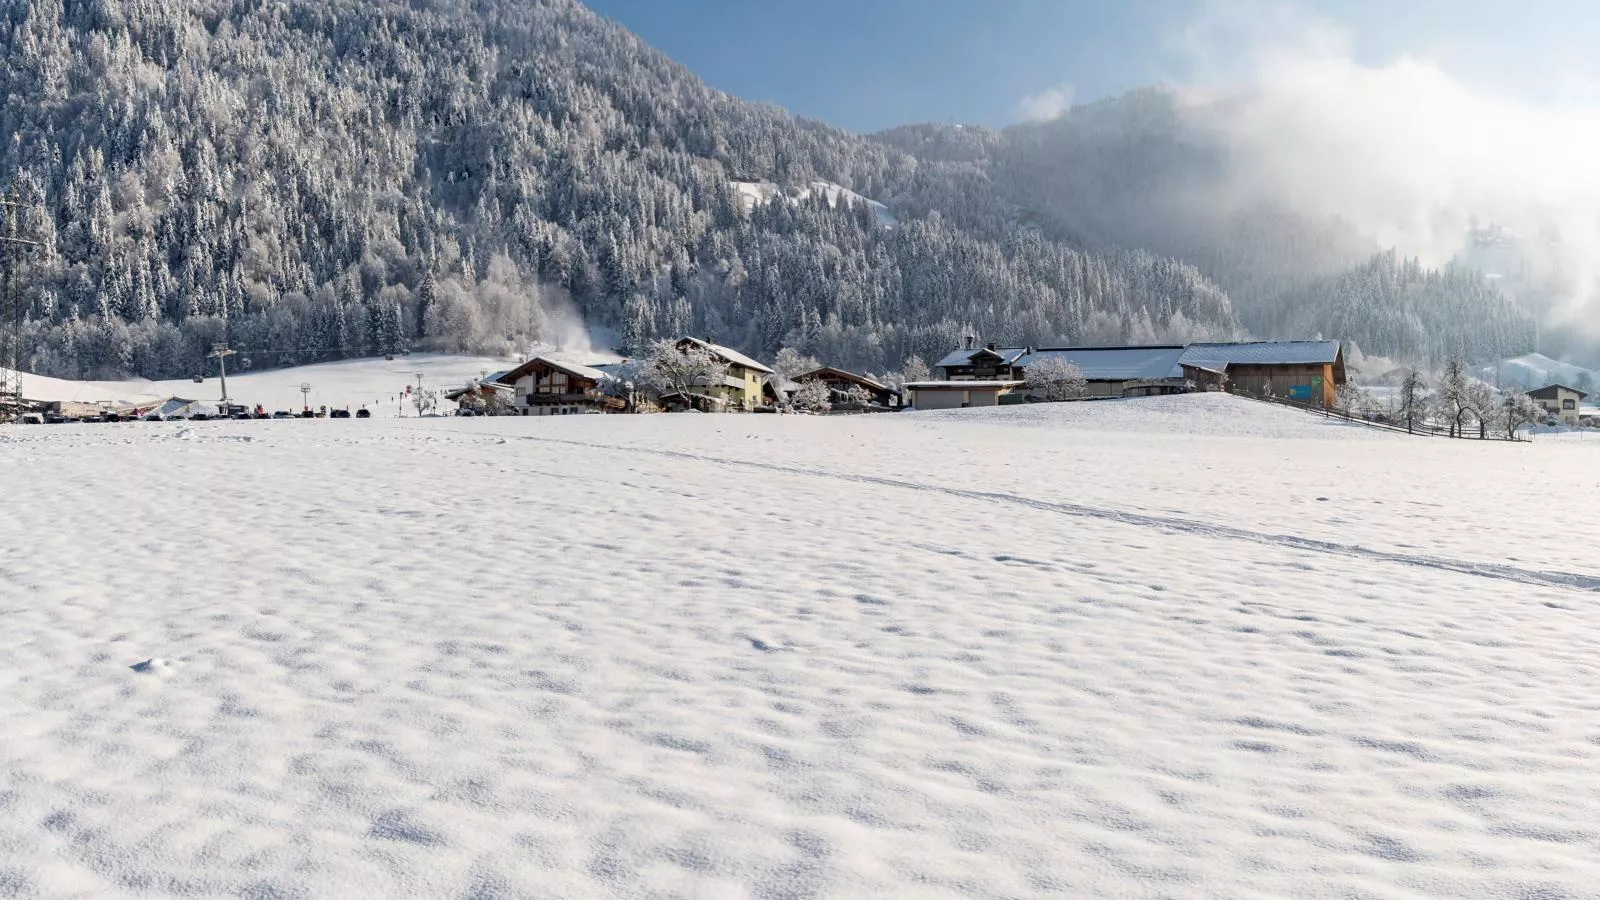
[1229,389,1527,442]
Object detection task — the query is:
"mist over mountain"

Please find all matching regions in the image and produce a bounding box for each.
[0,0,1558,382]
[877,86,1542,369]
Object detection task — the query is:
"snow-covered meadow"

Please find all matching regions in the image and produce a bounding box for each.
[4,395,1600,898]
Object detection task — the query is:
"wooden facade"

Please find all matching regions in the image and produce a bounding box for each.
[795,367,900,408]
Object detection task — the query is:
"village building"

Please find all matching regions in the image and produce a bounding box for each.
[1178,341,1346,407]
[673,337,774,411]
[793,367,901,409]
[1527,384,1587,426]
[497,357,621,415]
[1016,346,1189,398]
[904,380,1026,410]
[934,339,1031,380]
[922,337,1349,410]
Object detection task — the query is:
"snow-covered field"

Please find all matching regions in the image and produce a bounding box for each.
[6,352,616,417]
[4,394,1600,898]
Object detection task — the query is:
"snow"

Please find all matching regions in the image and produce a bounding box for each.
[1483,353,1598,392]
[6,353,617,416]
[4,394,1600,897]
[733,179,899,228]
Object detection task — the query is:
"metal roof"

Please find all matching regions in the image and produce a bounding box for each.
[1179,341,1341,369]
[1018,346,1187,381]
[934,347,1030,369]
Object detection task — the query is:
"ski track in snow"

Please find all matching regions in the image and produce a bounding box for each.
[3,394,1600,899]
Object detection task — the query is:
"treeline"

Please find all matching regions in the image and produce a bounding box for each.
[0,0,1239,381]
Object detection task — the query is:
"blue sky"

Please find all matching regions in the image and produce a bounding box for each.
[582,0,1600,133]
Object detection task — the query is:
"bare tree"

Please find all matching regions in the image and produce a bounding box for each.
[1397,368,1428,434]
[772,347,821,379]
[1501,391,1544,439]
[1024,357,1088,401]
[1463,380,1497,439]
[1440,357,1470,437]
[839,383,874,408]
[637,339,729,404]
[901,354,931,384]
[791,379,832,413]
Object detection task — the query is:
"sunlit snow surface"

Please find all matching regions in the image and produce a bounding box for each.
[4,395,1599,898]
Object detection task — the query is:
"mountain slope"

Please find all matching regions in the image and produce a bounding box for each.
[0,0,1239,381]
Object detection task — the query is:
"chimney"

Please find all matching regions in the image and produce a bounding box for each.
[986,342,998,352]
[964,335,976,350]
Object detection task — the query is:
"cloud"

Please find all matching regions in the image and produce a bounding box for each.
[1161,1,1600,361]
[1018,83,1075,122]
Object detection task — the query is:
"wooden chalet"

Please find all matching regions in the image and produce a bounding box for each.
[491,357,622,416]
[794,367,901,409]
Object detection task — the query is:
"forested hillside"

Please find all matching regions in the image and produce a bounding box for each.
[0,0,1239,380]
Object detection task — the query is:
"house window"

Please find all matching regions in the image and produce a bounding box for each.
[1563,399,1577,410]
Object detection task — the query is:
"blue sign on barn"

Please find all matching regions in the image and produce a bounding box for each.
[1288,385,1313,400]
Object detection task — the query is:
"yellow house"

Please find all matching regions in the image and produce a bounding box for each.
[1527,384,1588,427]
[674,337,774,411]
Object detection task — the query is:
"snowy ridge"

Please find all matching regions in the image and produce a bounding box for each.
[4,395,1600,897]
[733,179,899,227]
[1483,353,1598,392]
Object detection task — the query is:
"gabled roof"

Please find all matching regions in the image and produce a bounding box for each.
[1018,346,1187,381]
[796,366,890,393]
[934,346,1030,369]
[1528,384,1589,400]
[677,337,774,374]
[1179,341,1342,368]
[496,357,614,385]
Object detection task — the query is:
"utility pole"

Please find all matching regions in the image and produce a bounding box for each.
[1,182,42,421]
[209,343,236,410]
[299,382,312,413]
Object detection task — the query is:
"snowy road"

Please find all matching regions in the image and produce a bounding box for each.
[3,395,1599,898]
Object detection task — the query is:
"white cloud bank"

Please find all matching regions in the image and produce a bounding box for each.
[1165,2,1600,358]
[1018,83,1075,122]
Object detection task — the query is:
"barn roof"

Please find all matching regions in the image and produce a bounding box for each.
[1179,341,1342,369]
[1018,346,1187,381]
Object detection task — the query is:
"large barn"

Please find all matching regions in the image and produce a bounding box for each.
[1180,341,1346,408]
[919,339,1348,409]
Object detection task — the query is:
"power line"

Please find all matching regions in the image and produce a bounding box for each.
[1,182,42,421]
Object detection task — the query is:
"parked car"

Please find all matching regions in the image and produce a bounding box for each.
[330,408,351,419]
[355,408,372,419]
[188,412,211,421]
[18,412,45,424]
[271,411,295,419]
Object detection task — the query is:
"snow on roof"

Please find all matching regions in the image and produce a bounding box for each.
[1179,341,1341,368]
[1018,346,1188,381]
[796,367,890,393]
[905,380,1026,389]
[679,338,774,374]
[1528,384,1589,399]
[934,347,1031,369]
[496,357,615,385]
